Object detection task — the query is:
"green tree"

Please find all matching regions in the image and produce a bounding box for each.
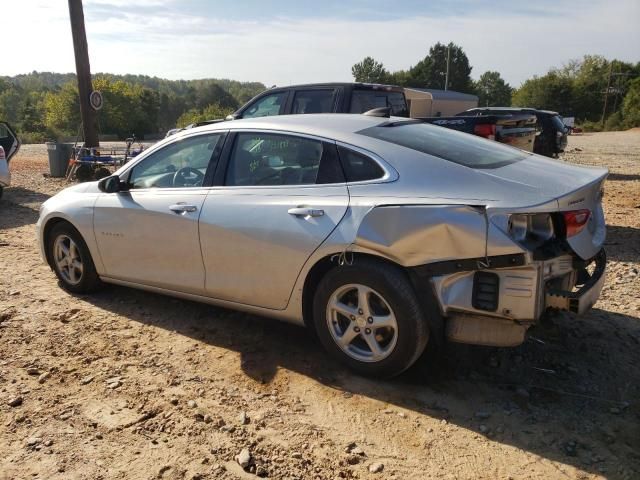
[176,103,234,128]
[0,86,23,126]
[385,69,411,86]
[193,81,238,111]
[44,82,80,134]
[512,72,574,114]
[622,77,640,128]
[474,71,512,106]
[351,57,389,83]
[408,42,473,92]
[20,92,46,133]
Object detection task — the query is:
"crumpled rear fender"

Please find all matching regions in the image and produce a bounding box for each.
[354,205,524,267]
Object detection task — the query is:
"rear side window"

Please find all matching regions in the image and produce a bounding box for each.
[358,122,529,169]
[225,133,344,186]
[349,90,408,116]
[337,146,384,182]
[292,89,336,114]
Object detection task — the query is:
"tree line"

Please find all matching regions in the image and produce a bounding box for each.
[351,42,640,130]
[2,45,639,143]
[0,72,265,143]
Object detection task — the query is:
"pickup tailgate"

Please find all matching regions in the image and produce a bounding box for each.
[419,115,536,152]
[494,113,536,152]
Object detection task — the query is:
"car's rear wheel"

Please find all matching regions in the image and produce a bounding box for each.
[313,258,429,378]
[48,222,102,293]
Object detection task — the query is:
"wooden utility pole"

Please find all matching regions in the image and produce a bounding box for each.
[68,0,99,147]
[444,44,451,91]
[600,61,614,128]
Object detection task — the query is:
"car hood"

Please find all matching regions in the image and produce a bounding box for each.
[56,180,102,195]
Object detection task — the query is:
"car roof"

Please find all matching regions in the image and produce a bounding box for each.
[184,114,401,143]
[260,82,405,92]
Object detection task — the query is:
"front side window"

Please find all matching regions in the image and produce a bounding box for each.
[241,92,287,118]
[358,121,529,169]
[129,133,223,188]
[292,89,336,114]
[226,133,326,186]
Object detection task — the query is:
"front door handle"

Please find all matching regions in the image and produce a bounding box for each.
[288,207,325,218]
[169,203,198,214]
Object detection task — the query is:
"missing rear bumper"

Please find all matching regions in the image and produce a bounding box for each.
[545,249,606,314]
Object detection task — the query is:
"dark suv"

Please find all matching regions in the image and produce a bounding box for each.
[460,107,568,157]
[227,83,409,119]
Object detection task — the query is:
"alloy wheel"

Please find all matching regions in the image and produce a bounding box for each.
[326,283,398,363]
[53,234,84,285]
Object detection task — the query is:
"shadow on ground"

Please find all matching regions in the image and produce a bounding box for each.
[607,173,640,182]
[0,186,51,230]
[81,285,640,478]
[605,225,640,262]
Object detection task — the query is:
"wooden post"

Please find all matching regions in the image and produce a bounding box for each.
[68,0,99,147]
[600,61,613,129]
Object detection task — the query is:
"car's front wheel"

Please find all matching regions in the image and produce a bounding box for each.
[48,222,102,293]
[313,258,429,378]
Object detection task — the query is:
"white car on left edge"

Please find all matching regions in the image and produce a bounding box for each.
[0,122,20,199]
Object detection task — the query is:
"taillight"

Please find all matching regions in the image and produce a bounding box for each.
[474,123,496,140]
[0,146,5,160]
[563,209,590,237]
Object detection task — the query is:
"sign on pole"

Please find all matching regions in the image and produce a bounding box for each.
[89,90,103,111]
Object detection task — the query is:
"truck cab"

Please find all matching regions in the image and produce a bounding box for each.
[228,83,409,119]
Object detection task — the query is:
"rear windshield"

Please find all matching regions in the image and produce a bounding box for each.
[358,121,529,169]
[350,90,408,117]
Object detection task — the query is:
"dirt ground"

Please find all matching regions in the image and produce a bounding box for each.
[1,132,639,480]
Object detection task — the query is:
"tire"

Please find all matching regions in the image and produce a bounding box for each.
[47,222,102,293]
[313,258,429,378]
[75,164,93,182]
[94,167,111,180]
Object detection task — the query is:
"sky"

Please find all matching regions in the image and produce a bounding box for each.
[3,0,639,88]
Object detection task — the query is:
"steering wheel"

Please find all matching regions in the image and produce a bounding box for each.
[173,167,205,187]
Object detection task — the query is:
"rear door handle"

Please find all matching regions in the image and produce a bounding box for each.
[288,207,325,218]
[169,203,198,214]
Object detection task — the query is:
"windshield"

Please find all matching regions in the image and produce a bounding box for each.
[358,121,530,169]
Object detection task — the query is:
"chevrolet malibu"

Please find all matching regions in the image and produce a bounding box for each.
[37,115,607,377]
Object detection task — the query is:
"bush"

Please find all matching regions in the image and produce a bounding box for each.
[19,131,49,144]
[579,121,603,132]
[604,111,624,131]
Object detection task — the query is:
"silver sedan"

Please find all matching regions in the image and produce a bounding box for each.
[37,114,607,377]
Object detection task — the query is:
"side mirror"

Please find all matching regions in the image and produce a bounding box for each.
[98,174,126,193]
[225,113,239,121]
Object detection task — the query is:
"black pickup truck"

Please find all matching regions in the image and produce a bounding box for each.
[420,114,536,152]
[459,107,568,157]
[180,83,536,150]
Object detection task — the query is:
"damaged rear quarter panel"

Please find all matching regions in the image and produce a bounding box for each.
[354,205,524,267]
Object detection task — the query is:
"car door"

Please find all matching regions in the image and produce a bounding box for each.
[93,132,226,294]
[0,122,20,163]
[199,130,349,309]
[0,122,20,190]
